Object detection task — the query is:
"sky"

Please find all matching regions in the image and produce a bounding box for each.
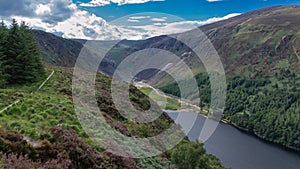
[0,0,299,40]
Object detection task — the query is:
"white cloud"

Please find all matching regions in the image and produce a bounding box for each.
[206,0,222,2]
[153,22,167,26]
[35,4,51,15]
[128,16,151,20]
[117,13,240,40]
[3,0,240,40]
[127,19,141,22]
[13,10,125,40]
[12,11,240,40]
[80,0,164,7]
[150,17,167,22]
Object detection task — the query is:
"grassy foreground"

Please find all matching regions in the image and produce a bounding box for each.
[0,67,227,169]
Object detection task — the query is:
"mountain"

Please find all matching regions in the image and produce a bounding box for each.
[33,30,84,67]
[33,30,139,72]
[32,5,300,151]
[33,6,300,78]
[201,5,300,76]
[156,5,300,150]
[96,5,300,80]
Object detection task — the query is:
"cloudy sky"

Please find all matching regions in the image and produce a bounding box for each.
[0,0,299,40]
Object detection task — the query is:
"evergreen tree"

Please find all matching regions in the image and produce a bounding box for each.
[19,21,44,82]
[0,21,8,87]
[3,19,44,84]
[5,19,23,84]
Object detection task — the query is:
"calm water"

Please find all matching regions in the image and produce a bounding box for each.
[166,110,300,169]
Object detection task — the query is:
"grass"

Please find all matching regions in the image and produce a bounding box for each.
[276,60,288,68]
[0,67,175,141]
[140,87,180,110]
[0,68,81,140]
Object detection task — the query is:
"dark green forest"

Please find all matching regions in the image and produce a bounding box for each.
[160,70,300,150]
[0,19,44,87]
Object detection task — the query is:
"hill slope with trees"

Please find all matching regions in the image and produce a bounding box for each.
[0,20,227,169]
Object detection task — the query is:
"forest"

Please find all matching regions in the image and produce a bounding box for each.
[160,69,300,150]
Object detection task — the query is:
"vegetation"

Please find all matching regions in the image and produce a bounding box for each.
[160,69,300,150]
[168,140,226,169]
[0,66,227,168]
[0,19,44,86]
[0,19,227,168]
[139,87,181,110]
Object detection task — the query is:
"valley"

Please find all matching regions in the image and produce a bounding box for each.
[0,4,300,169]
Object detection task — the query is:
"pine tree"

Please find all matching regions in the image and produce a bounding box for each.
[19,21,44,83]
[0,21,8,87]
[5,19,23,84]
[4,19,44,84]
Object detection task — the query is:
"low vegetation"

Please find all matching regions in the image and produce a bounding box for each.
[0,66,227,168]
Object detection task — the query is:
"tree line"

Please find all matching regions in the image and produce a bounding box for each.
[0,19,44,87]
[160,70,300,149]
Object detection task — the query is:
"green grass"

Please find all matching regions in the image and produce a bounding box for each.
[276,59,288,68]
[0,69,82,140]
[140,87,180,110]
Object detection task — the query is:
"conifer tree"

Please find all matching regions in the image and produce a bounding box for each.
[5,19,23,84]
[19,21,44,83]
[3,19,44,84]
[0,21,8,87]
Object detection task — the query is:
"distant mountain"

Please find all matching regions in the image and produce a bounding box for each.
[34,5,300,79]
[201,5,300,76]
[106,5,300,81]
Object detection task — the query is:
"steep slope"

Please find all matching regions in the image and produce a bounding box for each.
[33,30,84,67]
[155,6,300,150]
[202,5,300,76]
[75,5,300,150]
[31,5,300,151]
[0,67,227,168]
[33,30,138,73]
[95,6,300,80]
[33,6,300,78]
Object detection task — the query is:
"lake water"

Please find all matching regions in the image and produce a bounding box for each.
[166,110,300,169]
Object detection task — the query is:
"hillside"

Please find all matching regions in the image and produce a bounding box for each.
[202,5,300,76]
[33,6,300,79]
[30,5,300,151]
[157,6,300,150]
[80,5,300,80]
[33,30,138,75]
[0,67,227,168]
[0,20,228,169]
[33,30,84,67]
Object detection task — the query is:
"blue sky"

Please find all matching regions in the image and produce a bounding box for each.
[1,0,299,40]
[75,0,300,21]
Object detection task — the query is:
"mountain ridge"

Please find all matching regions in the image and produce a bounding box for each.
[33,5,300,80]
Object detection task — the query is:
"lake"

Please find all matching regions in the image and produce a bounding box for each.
[166,110,300,169]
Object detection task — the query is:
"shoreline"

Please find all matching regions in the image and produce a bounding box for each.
[135,82,300,153]
[165,107,300,154]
